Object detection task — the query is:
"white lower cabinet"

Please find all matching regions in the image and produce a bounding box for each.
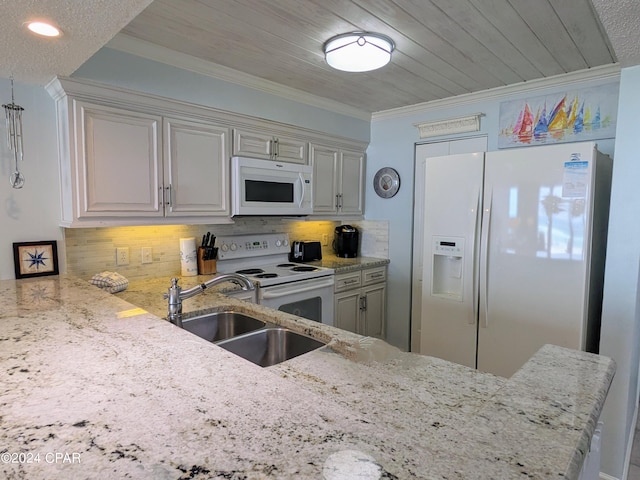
[334,266,387,338]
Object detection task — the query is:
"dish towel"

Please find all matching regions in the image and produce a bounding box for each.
[90,271,129,294]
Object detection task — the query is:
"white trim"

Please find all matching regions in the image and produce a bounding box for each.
[414,113,483,138]
[372,64,621,121]
[106,33,372,122]
[617,400,639,480]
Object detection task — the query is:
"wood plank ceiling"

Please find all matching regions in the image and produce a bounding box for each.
[120,0,617,113]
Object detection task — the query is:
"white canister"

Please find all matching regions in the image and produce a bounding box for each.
[179,237,198,276]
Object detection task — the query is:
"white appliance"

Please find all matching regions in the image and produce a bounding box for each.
[231,156,312,216]
[419,141,612,378]
[216,233,334,325]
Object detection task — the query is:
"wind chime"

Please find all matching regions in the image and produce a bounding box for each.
[3,78,25,189]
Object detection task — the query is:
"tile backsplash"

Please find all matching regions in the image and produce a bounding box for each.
[64,218,388,281]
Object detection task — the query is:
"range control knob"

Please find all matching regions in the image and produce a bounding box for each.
[283,239,289,247]
[220,243,229,252]
[275,239,282,247]
[230,243,238,251]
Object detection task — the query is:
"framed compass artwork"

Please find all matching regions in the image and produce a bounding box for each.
[13,241,59,279]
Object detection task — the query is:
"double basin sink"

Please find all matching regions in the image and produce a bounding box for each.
[180,311,326,367]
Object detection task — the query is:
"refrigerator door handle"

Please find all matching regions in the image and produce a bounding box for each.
[479,188,492,328]
[471,188,481,324]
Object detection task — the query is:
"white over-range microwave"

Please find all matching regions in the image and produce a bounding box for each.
[231,156,313,216]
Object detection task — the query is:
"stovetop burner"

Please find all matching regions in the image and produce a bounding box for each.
[291,266,318,272]
[256,273,278,279]
[277,263,296,268]
[236,268,264,275]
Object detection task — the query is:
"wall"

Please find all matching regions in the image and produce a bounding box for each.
[368,70,617,351]
[0,79,64,279]
[599,64,640,479]
[64,219,389,281]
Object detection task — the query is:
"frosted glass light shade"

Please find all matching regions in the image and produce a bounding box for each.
[324,32,395,72]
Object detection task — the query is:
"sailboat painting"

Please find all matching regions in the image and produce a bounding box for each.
[498,83,618,148]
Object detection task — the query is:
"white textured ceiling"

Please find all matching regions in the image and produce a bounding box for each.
[0,0,154,84]
[591,0,640,67]
[0,0,638,112]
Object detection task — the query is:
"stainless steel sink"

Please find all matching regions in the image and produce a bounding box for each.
[216,327,325,367]
[181,311,266,343]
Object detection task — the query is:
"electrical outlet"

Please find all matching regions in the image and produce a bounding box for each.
[116,247,130,266]
[141,247,153,264]
[322,234,328,246]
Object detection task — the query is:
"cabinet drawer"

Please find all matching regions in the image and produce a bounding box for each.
[334,272,362,292]
[362,266,387,286]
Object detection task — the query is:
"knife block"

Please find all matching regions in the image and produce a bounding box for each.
[197,247,217,275]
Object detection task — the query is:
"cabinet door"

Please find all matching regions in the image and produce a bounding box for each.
[362,283,386,338]
[76,101,162,218]
[272,134,308,164]
[339,149,365,215]
[164,118,230,217]
[334,290,361,334]
[233,128,273,160]
[311,144,340,214]
[233,128,307,164]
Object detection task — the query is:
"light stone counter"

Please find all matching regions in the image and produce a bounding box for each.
[0,274,615,479]
[307,255,390,273]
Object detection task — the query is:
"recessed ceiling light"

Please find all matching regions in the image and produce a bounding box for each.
[26,21,62,38]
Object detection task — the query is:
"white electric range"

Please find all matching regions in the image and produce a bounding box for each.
[215,233,334,325]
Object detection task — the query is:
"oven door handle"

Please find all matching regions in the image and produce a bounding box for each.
[260,277,334,299]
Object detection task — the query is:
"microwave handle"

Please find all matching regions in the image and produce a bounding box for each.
[298,172,306,208]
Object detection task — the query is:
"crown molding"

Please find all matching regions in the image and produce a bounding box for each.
[106,33,371,122]
[372,63,621,122]
[414,113,483,138]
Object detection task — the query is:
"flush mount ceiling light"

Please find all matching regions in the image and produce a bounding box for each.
[26,21,62,38]
[323,32,395,72]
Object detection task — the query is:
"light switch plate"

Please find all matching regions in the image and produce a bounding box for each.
[141,247,152,264]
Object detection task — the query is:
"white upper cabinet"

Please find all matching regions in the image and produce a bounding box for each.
[47,77,368,227]
[164,118,230,217]
[311,144,365,217]
[310,144,339,213]
[233,128,307,164]
[338,149,365,215]
[75,101,163,218]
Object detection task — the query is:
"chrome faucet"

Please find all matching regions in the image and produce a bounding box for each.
[164,274,255,325]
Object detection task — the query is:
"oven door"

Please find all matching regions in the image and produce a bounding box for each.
[258,276,334,326]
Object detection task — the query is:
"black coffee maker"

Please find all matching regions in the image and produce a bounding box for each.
[333,225,359,258]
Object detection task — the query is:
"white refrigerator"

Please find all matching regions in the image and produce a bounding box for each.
[419,141,612,378]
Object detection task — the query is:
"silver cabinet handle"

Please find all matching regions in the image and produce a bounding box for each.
[359,296,367,311]
[165,185,172,207]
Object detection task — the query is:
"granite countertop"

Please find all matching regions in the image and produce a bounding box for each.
[308,255,390,273]
[0,274,615,479]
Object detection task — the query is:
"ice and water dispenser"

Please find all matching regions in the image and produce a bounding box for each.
[431,236,464,301]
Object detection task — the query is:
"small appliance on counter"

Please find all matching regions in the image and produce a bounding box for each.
[333,225,359,258]
[289,241,322,262]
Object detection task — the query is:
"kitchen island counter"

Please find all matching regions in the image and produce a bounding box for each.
[1,275,614,479]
